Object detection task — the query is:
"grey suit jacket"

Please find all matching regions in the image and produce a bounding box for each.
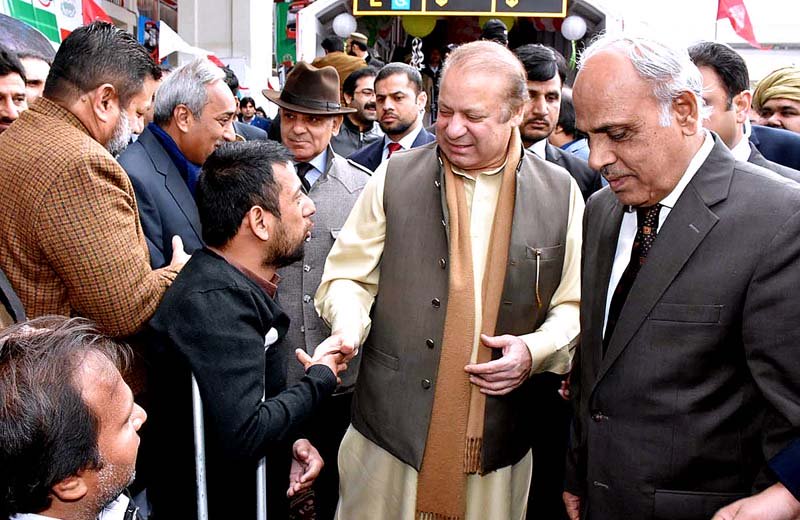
[119,127,203,268]
[567,138,800,520]
[276,147,369,392]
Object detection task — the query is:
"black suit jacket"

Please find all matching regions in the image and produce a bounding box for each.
[347,127,436,173]
[545,142,602,201]
[567,138,800,520]
[118,127,204,268]
[749,124,800,171]
[748,141,800,183]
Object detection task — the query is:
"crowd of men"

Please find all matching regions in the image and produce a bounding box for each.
[1,17,800,520]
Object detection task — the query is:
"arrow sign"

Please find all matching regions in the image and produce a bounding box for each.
[436,0,448,5]
[505,0,518,7]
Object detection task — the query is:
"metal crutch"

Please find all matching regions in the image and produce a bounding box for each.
[192,373,269,520]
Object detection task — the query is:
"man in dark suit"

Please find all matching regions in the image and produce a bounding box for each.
[347,63,434,174]
[688,41,800,182]
[514,44,602,201]
[564,35,800,520]
[749,124,800,171]
[119,58,237,268]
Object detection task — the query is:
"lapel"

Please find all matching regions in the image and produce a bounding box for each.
[412,128,435,148]
[140,128,202,240]
[585,192,624,380]
[591,138,732,391]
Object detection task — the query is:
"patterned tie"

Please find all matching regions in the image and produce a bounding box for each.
[295,162,312,193]
[603,204,662,354]
[387,142,402,158]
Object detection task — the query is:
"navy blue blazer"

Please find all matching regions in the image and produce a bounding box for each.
[347,127,436,173]
[749,125,800,171]
[118,127,204,269]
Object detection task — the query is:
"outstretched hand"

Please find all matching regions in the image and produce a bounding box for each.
[295,334,353,382]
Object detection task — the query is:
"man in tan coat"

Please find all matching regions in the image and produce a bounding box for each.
[312,36,367,90]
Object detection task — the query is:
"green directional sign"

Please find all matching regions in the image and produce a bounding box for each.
[354,0,565,17]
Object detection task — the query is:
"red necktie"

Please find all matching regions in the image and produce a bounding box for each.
[387,142,402,158]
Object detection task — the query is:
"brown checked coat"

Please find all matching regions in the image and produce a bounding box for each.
[0,98,179,337]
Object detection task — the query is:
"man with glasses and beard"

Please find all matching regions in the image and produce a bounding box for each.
[331,67,383,158]
[0,22,188,339]
[145,140,352,520]
[347,63,435,174]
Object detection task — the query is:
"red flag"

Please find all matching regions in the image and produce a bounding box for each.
[83,0,113,25]
[717,0,768,50]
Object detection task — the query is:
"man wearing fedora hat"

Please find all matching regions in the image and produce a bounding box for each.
[264,61,370,520]
[348,32,385,69]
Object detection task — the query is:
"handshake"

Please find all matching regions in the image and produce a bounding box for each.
[295,331,358,383]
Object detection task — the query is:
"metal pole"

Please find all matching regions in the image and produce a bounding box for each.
[191,374,209,520]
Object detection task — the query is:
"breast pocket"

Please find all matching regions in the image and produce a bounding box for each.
[648,303,723,324]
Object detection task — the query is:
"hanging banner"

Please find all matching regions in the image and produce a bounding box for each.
[3,0,81,44]
[354,0,565,18]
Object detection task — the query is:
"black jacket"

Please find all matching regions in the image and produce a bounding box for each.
[145,249,336,520]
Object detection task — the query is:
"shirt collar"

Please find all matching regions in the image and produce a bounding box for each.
[658,131,715,210]
[385,122,423,152]
[307,148,328,175]
[207,248,280,298]
[10,514,61,520]
[730,133,752,162]
[528,139,548,160]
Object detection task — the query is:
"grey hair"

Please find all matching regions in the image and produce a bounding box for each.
[579,34,710,127]
[153,58,225,126]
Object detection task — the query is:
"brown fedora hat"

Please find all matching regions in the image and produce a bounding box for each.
[262,61,355,115]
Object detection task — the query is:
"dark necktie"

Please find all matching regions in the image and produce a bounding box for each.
[295,162,312,193]
[603,204,662,354]
[387,142,402,158]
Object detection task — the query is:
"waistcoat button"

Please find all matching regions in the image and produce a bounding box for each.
[303,295,312,304]
[426,338,435,349]
[421,379,432,389]
[431,298,441,308]
[439,258,446,269]
[303,264,311,272]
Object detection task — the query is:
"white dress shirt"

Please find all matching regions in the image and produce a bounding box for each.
[603,132,715,336]
[528,139,548,160]
[730,134,752,162]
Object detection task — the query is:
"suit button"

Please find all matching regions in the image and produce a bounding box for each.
[441,219,447,228]
[421,379,432,389]
[303,264,311,272]
[591,411,607,422]
[439,258,446,269]
[431,298,441,308]
[434,179,441,189]
[426,338,435,349]
[592,480,609,490]
[303,295,312,304]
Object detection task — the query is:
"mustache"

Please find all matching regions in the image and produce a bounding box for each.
[364,102,376,111]
[524,117,549,125]
[599,166,631,180]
